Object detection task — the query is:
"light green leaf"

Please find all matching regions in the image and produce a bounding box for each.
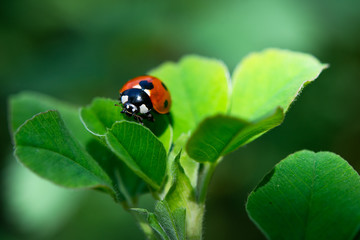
[165,152,195,211]
[9,91,92,146]
[186,108,283,162]
[168,134,199,189]
[231,49,328,121]
[14,110,115,197]
[80,97,172,153]
[246,150,360,240]
[105,121,167,189]
[149,55,230,141]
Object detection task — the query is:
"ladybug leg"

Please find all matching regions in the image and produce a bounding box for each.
[133,115,144,125]
[144,112,154,122]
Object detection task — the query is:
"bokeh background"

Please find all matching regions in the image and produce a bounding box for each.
[1,0,360,239]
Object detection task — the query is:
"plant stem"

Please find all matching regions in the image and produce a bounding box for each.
[186,201,205,240]
[197,159,221,204]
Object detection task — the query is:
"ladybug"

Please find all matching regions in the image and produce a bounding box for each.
[118,75,171,124]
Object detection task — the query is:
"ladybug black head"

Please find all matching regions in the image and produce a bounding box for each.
[123,102,139,116]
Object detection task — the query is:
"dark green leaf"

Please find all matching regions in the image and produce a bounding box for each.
[14,110,115,196]
[105,121,167,189]
[246,150,360,240]
[186,108,283,162]
[86,140,147,203]
[9,91,92,146]
[231,49,327,121]
[149,55,230,142]
[80,97,172,152]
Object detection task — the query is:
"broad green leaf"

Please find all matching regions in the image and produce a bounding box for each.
[14,110,115,197]
[86,140,147,203]
[9,91,92,146]
[186,108,283,162]
[246,150,360,240]
[149,55,230,141]
[105,121,167,189]
[231,49,327,121]
[154,201,186,240]
[80,97,172,153]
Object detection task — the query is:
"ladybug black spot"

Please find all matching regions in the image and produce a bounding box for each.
[164,100,168,108]
[161,82,168,90]
[139,80,154,90]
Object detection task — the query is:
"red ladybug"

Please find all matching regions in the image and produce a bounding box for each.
[118,75,171,124]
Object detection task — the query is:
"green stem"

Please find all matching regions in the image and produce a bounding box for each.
[186,201,205,240]
[197,159,220,204]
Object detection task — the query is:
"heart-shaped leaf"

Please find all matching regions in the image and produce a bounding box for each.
[246,150,360,240]
[81,97,172,153]
[186,49,326,162]
[149,55,230,142]
[231,48,328,121]
[14,110,115,197]
[105,121,167,189]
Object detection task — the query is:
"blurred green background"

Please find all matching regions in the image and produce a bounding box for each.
[1,0,359,239]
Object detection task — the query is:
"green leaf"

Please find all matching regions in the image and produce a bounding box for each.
[154,201,186,240]
[231,49,328,121]
[186,108,283,162]
[132,204,186,240]
[80,97,172,153]
[80,97,125,136]
[186,49,326,162]
[105,121,167,189]
[149,55,230,141]
[85,140,147,203]
[165,152,195,211]
[131,208,162,240]
[14,110,115,196]
[165,152,203,240]
[246,150,360,240]
[9,91,92,146]
[168,134,199,188]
